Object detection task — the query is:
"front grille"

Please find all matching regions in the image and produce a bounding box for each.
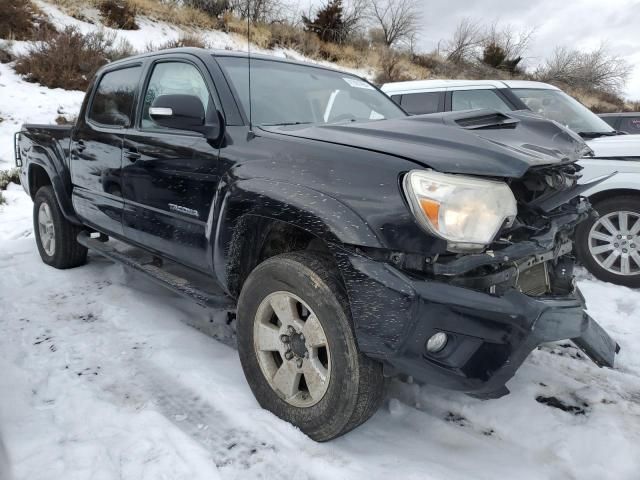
[516,262,550,296]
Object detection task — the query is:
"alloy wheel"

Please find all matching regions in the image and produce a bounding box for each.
[253,291,331,408]
[38,202,56,256]
[588,210,640,276]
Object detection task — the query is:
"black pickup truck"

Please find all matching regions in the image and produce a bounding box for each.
[15,48,618,441]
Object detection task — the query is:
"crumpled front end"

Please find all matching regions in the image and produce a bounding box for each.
[337,161,619,398]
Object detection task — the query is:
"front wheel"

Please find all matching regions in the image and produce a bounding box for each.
[33,186,87,269]
[576,195,640,287]
[236,252,385,441]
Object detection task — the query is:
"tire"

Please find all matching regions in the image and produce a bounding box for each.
[575,195,640,288]
[33,186,87,269]
[236,252,385,441]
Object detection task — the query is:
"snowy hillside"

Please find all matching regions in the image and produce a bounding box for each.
[1,2,640,480]
[0,0,370,169]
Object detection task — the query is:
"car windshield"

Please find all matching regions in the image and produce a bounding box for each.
[511,88,616,136]
[216,56,406,126]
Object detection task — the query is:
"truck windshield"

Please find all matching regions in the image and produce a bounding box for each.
[217,56,406,126]
[511,88,616,137]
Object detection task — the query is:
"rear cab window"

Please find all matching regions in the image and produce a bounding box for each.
[88,66,142,127]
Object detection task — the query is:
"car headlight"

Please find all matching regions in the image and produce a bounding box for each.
[403,170,517,251]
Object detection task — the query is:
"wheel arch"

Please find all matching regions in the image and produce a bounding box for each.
[587,188,640,205]
[209,177,382,299]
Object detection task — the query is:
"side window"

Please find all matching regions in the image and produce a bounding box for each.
[600,116,618,129]
[451,90,512,113]
[142,62,212,129]
[390,94,402,106]
[88,66,141,127]
[400,92,442,115]
[619,117,640,134]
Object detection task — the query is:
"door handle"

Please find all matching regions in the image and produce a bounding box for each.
[123,148,141,161]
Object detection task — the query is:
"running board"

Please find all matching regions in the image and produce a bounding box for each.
[77,231,235,310]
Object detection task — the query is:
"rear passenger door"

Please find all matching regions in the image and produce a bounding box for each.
[71,64,142,237]
[121,55,222,271]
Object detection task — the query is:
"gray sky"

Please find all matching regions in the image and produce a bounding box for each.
[298,0,640,99]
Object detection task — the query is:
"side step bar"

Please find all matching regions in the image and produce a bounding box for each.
[77,231,235,310]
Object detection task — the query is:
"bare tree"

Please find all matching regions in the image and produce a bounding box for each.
[444,18,482,63]
[229,0,288,23]
[342,0,369,39]
[368,0,421,47]
[483,22,535,62]
[537,44,632,94]
[480,22,536,73]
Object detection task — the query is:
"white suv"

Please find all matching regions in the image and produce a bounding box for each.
[381,79,640,288]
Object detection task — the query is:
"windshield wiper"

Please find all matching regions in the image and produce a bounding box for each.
[578,131,618,139]
[261,121,313,126]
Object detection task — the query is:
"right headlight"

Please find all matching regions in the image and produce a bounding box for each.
[403,170,517,251]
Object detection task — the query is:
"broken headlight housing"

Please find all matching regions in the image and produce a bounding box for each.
[403,170,517,251]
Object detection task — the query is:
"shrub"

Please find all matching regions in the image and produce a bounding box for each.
[107,37,136,61]
[0,43,13,63]
[0,0,54,40]
[0,169,21,190]
[99,0,138,30]
[267,22,304,49]
[374,48,422,84]
[15,27,114,91]
[182,0,230,17]
[155,34,209,50]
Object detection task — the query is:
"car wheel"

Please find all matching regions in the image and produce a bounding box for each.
[33,186,87,269]
[576,195,640,287]
[236,251,385,441]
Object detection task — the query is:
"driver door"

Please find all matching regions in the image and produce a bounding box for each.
[121,56,222,271]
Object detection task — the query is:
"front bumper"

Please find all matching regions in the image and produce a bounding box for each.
[341,255,619,399]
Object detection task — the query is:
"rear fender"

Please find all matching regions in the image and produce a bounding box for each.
[21,130,80,224]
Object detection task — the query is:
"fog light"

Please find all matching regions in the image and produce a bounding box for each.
[426,332,448,353]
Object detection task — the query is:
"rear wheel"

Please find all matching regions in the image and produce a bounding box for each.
[576,195,640,287]
[33,186,87,269]
[236,252,385,441]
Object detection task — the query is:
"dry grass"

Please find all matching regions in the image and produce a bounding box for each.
[130,0,216,28]
[50,0,217,28]
[567,87,626,113]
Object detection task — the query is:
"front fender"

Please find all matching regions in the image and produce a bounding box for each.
[209,177,385,292]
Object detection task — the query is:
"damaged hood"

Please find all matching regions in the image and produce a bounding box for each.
[260,110,592,178]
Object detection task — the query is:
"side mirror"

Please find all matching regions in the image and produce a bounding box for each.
[149,94,224,145]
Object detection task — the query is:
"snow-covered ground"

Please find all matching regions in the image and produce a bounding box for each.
[2,179,640,480]
[2,2,640,479]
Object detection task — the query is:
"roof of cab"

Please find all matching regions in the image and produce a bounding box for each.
[100,47,349,75]
[380,78,560,94]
